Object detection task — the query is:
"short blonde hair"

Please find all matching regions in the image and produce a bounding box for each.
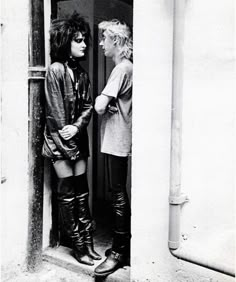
[98,19,133,60]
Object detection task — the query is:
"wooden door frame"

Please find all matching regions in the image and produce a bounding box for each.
[27,0,46,272]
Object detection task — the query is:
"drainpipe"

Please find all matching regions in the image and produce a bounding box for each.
[168,0,235,278]
[168,0,188,251]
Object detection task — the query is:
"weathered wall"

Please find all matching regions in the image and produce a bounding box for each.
[1,0,234,281]
[181,0,235,229]
[1,0,29,274]
[180,0,235,274]
[132,0,234,281]
[132,1,176,280]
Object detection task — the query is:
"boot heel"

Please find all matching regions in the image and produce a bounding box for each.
[73,246,94,266]
[86,243,102,260]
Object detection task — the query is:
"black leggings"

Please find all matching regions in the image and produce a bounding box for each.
[106,154,128,192]
[105,154,131,253]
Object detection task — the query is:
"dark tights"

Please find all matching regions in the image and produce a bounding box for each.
[106,154,131,254]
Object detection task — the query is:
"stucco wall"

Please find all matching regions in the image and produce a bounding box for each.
[1,0,234,281]
[181,0,235,230]
[180,0,235,274]
[132,0,235,281]
[1,0,29,273]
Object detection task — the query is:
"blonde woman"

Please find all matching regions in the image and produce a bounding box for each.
[94,19,133,277]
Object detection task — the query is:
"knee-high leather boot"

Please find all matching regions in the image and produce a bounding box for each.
[57,176,94,266]
[95,191,131,276]
[74,174,101,260]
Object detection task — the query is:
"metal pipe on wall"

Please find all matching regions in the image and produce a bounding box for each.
[168,0,188,250]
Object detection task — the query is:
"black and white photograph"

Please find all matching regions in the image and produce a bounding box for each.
[0,0,235,281]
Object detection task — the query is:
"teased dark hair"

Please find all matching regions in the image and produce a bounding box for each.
[50,12,91,63]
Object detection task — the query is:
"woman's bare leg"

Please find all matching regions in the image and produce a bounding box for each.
[74,158,87,176]
[53,160,73,178]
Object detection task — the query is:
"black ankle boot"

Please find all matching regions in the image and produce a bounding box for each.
[94,251,124,277]
[105,247,130,266]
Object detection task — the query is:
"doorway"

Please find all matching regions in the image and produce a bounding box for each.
[42,1,133,279]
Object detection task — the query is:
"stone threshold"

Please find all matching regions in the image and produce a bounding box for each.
[43,246,130,282]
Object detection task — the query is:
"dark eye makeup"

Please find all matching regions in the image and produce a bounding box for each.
[73,37,85,44]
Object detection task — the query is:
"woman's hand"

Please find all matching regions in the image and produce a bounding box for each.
[59,125,78,140]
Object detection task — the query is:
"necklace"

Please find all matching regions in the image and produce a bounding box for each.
[68,57,79,70]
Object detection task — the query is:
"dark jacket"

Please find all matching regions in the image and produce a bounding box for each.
[42,62,93,160]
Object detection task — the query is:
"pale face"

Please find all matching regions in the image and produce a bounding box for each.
[99,30,116,58]
[71,32,86,58]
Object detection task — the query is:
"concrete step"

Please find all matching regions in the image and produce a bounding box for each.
[43,246,130,282]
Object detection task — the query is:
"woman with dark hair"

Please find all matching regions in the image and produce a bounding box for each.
[42,13,101,266]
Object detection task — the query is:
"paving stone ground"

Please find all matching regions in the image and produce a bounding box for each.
[2,261,93,282]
